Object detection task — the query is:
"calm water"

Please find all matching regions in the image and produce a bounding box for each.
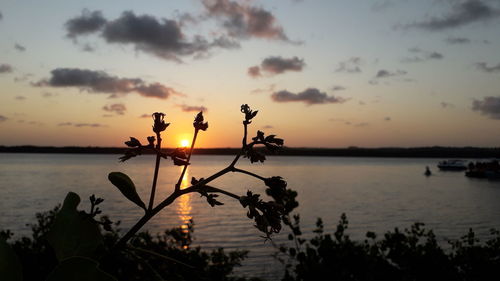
[1,153,500,279]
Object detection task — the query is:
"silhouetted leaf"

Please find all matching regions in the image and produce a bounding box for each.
[108,172,146,210]
[47,192,103,261]
[124,137,141,147]
[46,256,116,281]
[172,157,190,166]
[0,237,23,281]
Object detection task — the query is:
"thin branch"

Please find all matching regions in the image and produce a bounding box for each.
[128,246,195,269]
[148,132,162,211]
[229,122,248,167]
[175,129,199,192]
[202,185,241,201]
[231,167,266,181]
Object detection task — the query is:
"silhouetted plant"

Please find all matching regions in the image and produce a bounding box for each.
[1,206,258,281]
[276,214,500,281]
[0,104,294,280]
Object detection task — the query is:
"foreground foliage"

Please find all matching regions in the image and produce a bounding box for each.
[278,214,500,281]
[1,206,257,281]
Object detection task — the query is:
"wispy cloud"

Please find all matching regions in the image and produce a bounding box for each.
[103,103,126,115]
[58,122,108,128]
[335,57,363,73]
[332,85,346,91]
[34,68,180,99]
[14,43,26,52]
[441,102,455,108]
[201,0,291,42]
[404,0,500,31]
[401,47,444,63]
[475,62,500,73]
[375,69,407,78]
[178,104,208,112]
[250,84,275,94]
[0,115,8,122]
[445,36,471,44]
[0,64,13,74]
[248,56,305,78]
[271,88,346,105]
[472,96,500,119]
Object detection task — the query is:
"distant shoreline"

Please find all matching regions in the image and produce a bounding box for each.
[1,145,499,158]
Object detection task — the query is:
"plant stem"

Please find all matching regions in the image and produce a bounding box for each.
[116,120,250,248]
[148,132,162,211]
[176,129,198,191]
[116,165,234,248]
[203,185,241,200]
[229,122,247,167]
[231,167,266,181]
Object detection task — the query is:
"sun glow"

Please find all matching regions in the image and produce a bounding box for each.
[180,139,190,147]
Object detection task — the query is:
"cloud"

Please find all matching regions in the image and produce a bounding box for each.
[0,11,3,21]
[271,88,346,105]
[178,104,208,112]
[201,0,290,41]
[65,10,239,61]
[371,1,395,11]
[65,9,107,38]
[262,125,273,129]
[0,64,13,73]
[353,122,369,127]
[445,36,471,44]
[58,122,107,128]
[139,114,150,118]
[375,69,407,78]
[401,47,444,63]
[34,68,180,99]
[15,96,26,100]
[332,85,346,91]
[384,117,391,121]
[475,62,500,73]
[14,73,33,82]
[250,84,275,94]
[248,56,305,77]
[14,43,26,52]
[472,96,500,119]
[42,92,57,98]
[406,0,500,31]
[103,103,126,115]
[335,57,363,73]
[0,115,7,122]
[247,66,261,78]
[441,101,455,108]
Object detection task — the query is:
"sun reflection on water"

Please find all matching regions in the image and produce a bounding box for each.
[176,167,193,241]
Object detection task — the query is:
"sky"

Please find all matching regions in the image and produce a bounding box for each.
[1,0,500,148]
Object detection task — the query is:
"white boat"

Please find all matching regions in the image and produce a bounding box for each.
[437,159,467,171]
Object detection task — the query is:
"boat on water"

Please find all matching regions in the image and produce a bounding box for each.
[437,159,468,171]
[465,160,500,179]
[424,166,432,176]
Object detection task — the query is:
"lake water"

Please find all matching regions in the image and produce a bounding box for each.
[1,153,500,280]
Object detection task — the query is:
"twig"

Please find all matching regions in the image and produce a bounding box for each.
[148,132,162,211]
[175,129,199,192]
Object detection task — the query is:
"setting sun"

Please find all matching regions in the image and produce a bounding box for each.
[180,139,190,147]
